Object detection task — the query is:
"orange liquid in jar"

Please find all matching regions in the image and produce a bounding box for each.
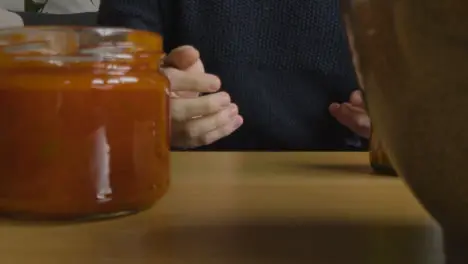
[0,27,170,221]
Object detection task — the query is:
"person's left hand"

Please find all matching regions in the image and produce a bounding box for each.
[329,90,371,139]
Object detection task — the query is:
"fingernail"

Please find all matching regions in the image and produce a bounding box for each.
[329,104,340,112]
[330,103,340,109]
[220,93,231,106]
[229,104,238,117]
[210,78,221,91]
[233,116,243,129]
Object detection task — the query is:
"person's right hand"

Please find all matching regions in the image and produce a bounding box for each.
[162,46,243,149]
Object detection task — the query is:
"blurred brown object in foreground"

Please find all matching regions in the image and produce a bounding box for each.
[370,131,397,176]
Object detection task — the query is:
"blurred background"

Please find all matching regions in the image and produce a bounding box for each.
[0,0,99,13]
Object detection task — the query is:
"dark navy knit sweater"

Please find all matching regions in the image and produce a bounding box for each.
[98,0,367,151]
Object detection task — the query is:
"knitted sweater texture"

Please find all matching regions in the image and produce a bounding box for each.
[98,0,367,150]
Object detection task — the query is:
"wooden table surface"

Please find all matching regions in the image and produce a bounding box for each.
[0,152,444,264]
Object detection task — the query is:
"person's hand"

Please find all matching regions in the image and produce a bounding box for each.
[329,90,371,139]
[162,46,244,148]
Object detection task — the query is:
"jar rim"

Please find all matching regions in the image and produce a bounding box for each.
[0,26,163,68]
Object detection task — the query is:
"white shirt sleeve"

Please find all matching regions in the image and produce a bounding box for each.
[41,0,100,14]
[0,8,24,28]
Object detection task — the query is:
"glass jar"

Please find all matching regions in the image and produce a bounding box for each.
[0,27,170,221]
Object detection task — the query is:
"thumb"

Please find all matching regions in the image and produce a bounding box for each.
[164,45,203,71]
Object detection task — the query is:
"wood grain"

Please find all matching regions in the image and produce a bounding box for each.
[0,152,444,264]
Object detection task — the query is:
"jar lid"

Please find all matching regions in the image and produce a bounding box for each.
[0,26,163,67]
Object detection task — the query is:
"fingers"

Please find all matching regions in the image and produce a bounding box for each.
[163,45,216,97]
[163,45,241,149]
[330,103,371,139]
[196,116,243,146]
[184,104,239,138]
[164,67,221,93]
[163,45,200,70]
[171,92,231,121]
[350,90,365,108]
[329,103,368,125]
[172,104,244,148]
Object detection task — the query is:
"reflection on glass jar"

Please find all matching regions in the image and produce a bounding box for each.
[0,27,170,221]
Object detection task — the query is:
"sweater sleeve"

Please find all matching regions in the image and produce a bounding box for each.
[97,0,163,34]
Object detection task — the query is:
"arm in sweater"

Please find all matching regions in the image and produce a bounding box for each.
[97,0,163,34]
[97,0,369,151]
